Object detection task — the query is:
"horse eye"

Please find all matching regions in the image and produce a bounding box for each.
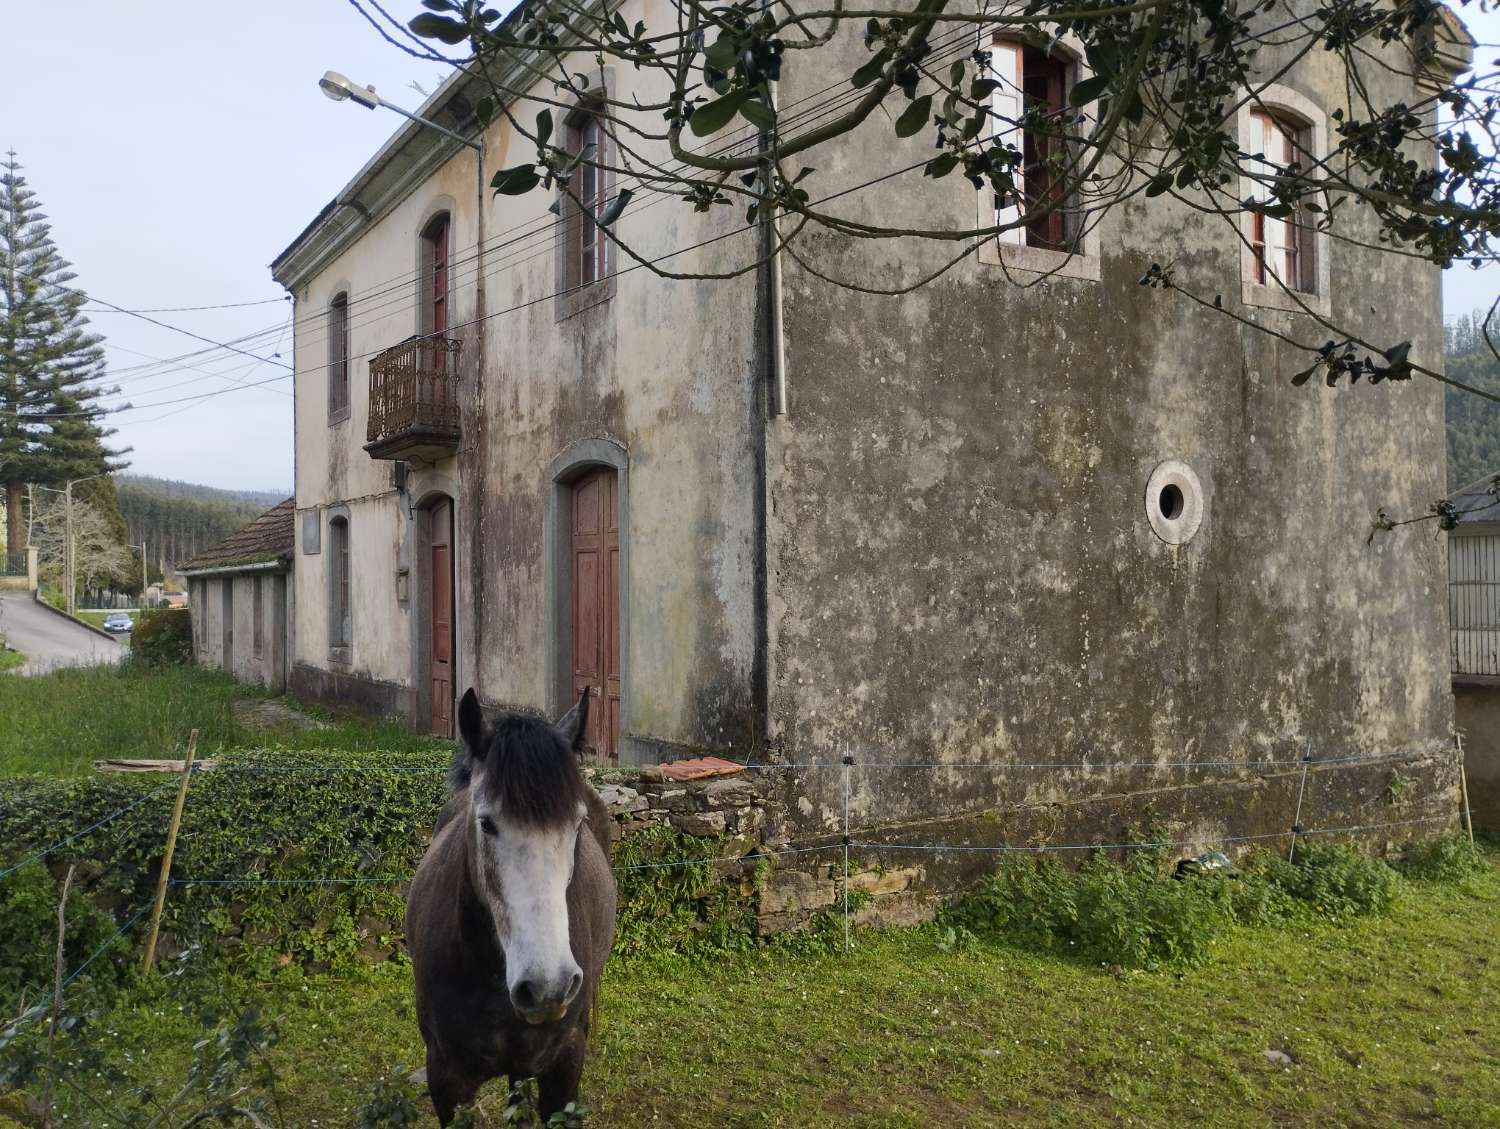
[478,815,497,836]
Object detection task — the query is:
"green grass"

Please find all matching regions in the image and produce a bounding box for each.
[34,852,1500,1128]
[0,664,449,777]
[0,640,22,674]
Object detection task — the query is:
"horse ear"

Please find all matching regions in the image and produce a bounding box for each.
[554,687,591,752]
[457,688,487,759]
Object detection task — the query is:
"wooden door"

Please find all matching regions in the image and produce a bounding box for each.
[429,499,454,738]
[570,468,620,760]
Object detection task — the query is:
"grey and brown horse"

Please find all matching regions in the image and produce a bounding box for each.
[406,687,616,1124]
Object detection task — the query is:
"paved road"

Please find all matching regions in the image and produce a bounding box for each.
[0,590,125,674]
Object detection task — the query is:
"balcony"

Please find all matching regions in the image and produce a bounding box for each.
[364,334,463,462]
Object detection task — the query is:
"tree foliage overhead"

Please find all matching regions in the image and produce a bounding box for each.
[394,0,1495,401]
[0,151,125,570]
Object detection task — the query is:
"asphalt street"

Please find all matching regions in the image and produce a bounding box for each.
[0,590,125,674]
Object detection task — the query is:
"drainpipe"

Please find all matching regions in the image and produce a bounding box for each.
[751,63,783,751]
[471,134,488,698]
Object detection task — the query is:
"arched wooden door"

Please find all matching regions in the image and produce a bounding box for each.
[428,499,454,738]
[570,468,620,760]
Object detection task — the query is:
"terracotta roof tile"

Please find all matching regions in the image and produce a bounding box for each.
[179,498,295,572]
[659,756,745,781]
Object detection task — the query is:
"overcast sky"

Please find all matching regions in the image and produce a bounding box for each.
[4,3,1498,493]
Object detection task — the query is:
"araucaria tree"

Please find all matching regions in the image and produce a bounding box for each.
[0,151,124,572]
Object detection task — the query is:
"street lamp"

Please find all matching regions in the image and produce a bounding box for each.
[318,71,381,109]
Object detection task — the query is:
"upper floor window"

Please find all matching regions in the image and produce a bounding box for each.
[566,111,610,290]
[422,214,450,337]
[328,515,351,654]
[328,292,350,422]
[1237,87,1329,315]
[1246,110,1312,292]
[990,40,1075,252]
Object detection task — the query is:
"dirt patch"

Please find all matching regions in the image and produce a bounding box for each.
[233,698,330,733]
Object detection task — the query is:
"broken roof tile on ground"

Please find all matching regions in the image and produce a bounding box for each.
[658,756,745,782]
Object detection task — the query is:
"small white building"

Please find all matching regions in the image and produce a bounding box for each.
[179,499,293,692]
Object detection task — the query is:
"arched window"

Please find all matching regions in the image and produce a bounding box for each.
[328,292,350,421]
[328,514,351,655]
[1236,85,1329,314]
[566,110,611,288]
[1246,109,1313,292]
[421,214,450,337]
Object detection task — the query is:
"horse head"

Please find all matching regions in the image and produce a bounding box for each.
[455,686,591,1024]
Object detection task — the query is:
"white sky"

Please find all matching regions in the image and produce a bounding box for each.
[3,2,1499,492]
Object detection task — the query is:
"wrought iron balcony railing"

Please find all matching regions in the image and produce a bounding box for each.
[364,334,463,461]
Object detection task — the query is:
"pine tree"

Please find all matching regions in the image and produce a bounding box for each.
[0,150,125,572]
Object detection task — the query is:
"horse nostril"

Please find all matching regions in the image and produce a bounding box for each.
[566,971,583,1002]
[512,980,539,1012]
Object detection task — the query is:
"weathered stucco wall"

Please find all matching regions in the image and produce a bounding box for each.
[187,571,289,692]
[288,143,480,720]
[468,48,763,759]
[764,11,1457,842]
[281,0,764,753]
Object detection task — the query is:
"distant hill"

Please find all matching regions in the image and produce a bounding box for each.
[115,474,291,571]
[1446,314,1500,493]
[116,474,288,510]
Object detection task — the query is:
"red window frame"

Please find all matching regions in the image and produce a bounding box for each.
[328,293,350,417]
[1021,45,1069,251]
[1248,111,1303,290]
[569,114,609,288]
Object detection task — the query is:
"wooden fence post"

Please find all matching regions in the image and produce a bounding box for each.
[1457,733,1476,846]
[142,730,198,973]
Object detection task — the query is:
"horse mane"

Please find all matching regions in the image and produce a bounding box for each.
[462,714,588,828]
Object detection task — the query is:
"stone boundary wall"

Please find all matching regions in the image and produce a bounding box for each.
[589,747,1462,937]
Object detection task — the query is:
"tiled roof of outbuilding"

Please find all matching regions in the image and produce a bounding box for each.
[179,498,295,573]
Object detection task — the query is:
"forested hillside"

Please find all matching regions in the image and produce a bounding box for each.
[116,475,289,570]
[117,474,286,510]
[1446,313,1500,492]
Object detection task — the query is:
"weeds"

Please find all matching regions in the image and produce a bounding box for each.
[941,837,1441,970]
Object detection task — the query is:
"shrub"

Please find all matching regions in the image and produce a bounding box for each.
[944,840,1415,969]
[0,863,128,1002]
[1390,833,1487,881]
[130,607,194,667]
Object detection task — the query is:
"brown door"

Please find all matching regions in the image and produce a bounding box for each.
[429,499,454,737]
[570,468,621,760]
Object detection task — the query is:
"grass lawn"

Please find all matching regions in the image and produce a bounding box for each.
[39,854,1500,1128]
[0,664,449,776]
[0,637,22,674]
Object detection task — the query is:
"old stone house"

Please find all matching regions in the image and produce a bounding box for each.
[180,499,294,692]
[271,7,1470,850]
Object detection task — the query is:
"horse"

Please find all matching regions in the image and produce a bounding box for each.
[406,687,616,1124]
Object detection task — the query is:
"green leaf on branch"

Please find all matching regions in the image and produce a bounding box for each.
[409,12,470,44]
[924,152,960,178]
[740,98,776,130]
[536,108,554,149]
[490,164,542,195]
[895,95,933,138]
[1070,74,1109,107]
[690,89,751,136]
[850,48,891,89]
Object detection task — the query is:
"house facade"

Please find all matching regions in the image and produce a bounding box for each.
[180,499,294,693]
[273,7,1470,846]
